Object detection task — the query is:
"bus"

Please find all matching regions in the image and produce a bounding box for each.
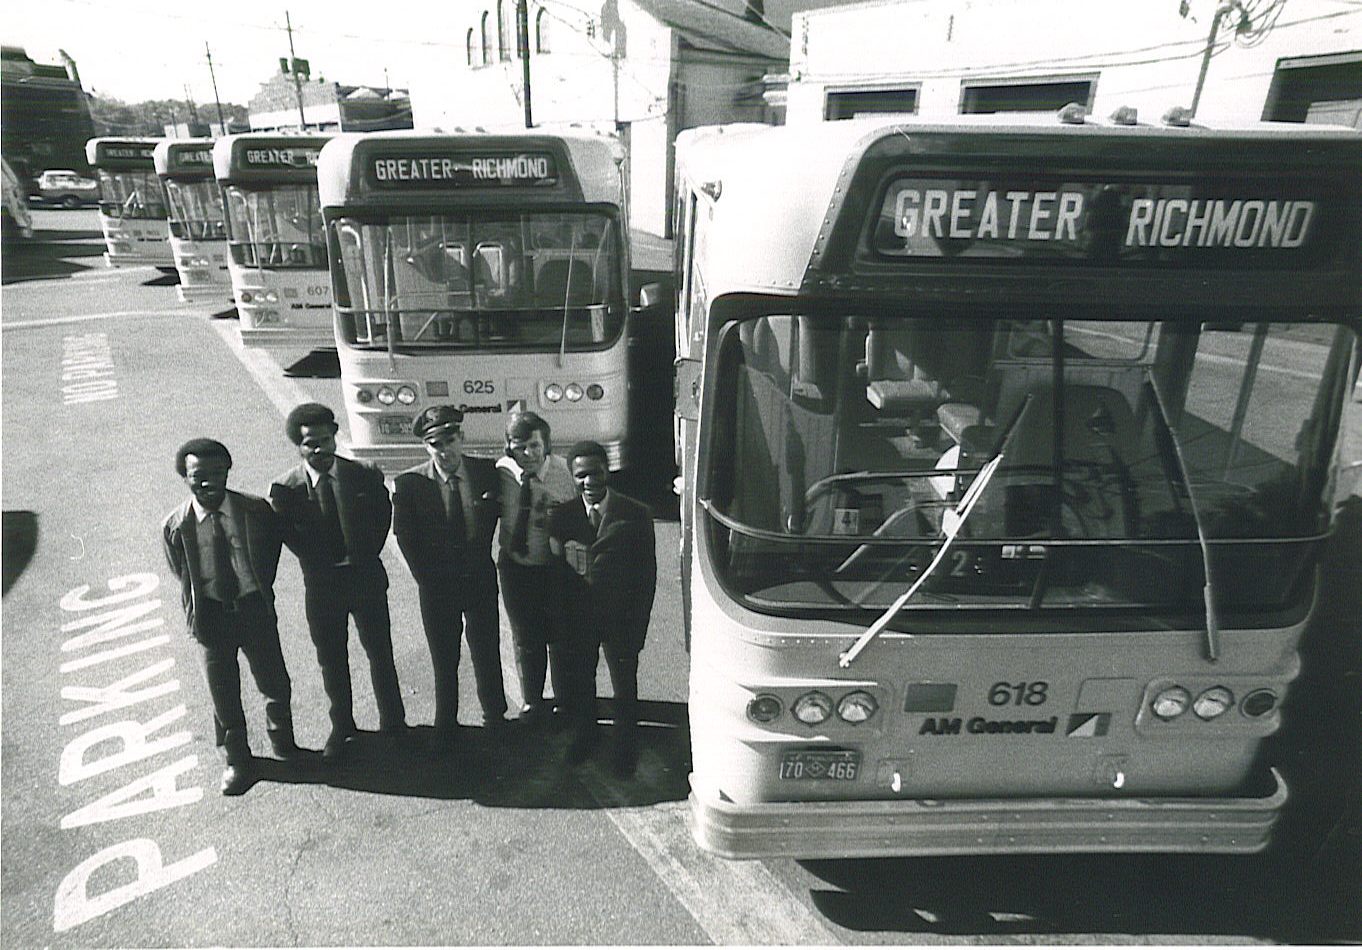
[84,137,173,270]
[318,129,648,469]
[153,138,231,303]
[670,111,1362,859]
[214,133,335,363]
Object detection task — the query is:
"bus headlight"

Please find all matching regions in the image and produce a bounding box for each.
[565,382,584,402]
[836,691,878,724]
[746,694,782,724]
[792,691,832,726]
[396,385,417,405]
[1152,686,1191,720]
[376,386,397,406]
[264,290,279,303]
[1241,688,1278,718]
[355,388,374,404]
[586,384,604,400]
[239,290,254,303]
[544,383,564,402]
[1192,686,1234,720]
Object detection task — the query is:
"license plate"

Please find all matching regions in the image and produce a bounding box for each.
[779,749,860,781]
[378,416,413,436]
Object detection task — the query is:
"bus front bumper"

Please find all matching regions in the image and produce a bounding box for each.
[689,768,1287,858]
[239,326,336,351]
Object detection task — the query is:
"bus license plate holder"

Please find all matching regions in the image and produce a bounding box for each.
[779,749,860,781]
[378,416,414,436]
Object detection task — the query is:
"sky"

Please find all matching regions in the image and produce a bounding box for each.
[6,0,474,105]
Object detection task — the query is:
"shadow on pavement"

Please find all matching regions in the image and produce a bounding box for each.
[283,348,342,379]
[2,511,38,596]
[142,272,181,287]
[250,698,691,810]
[1,231,106,284]
[210,306,239,320]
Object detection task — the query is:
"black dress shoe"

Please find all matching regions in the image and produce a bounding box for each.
[270,736,304,760]
[220,763,254,796]
[322,731,354,763]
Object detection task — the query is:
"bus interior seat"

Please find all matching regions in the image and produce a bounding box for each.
[864,326,943,416]
[536,258,595,306]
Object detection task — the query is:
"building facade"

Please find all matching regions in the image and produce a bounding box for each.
[407,0,789,236]
[784,0,1362,126]
[248,67,414,133]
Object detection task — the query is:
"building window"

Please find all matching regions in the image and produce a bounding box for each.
[824,87,919,120]
[498,0,511,61]
[481,12,493,66]
[467,28,477,67]
[959,76,1096,114]
[1262,53,1362,126]
[535,8,550,53]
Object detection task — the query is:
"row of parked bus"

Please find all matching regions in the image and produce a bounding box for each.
[85,112,1362,862]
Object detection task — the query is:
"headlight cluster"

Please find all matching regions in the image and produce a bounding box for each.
[356,384,417,406]
[239,289,280,304]
[179,256,212,268]
[543,381,605,403]
[1151,684,1269,721]
[747,689,879,726]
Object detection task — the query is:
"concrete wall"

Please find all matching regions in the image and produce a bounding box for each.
[787,0,1362,124]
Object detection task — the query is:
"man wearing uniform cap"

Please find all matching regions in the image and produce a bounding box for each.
[393,405,510,747]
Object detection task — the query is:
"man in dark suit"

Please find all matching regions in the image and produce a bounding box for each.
[548,440,657,776]
[393,405,509,747]
[269,402,406,762]
[162,438,297,795]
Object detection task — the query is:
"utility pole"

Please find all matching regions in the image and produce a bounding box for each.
[517,0,532,127]
[184,84,201,124]
[205,42,227,135]
[1191,0,1244,117]
[285,10,307,129]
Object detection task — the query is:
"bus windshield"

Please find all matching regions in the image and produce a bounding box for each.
[223,183,325,268]
[706,310,1357,625]
[329,210,623,352]
[164,179,226,241]
[97,170,166,219]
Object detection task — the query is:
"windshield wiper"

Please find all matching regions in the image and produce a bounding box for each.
[1144,371,1220,663]
[557,227,580,369]
[839,394,1033,668]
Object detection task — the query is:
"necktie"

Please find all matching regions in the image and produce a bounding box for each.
[316,472,346,562]
[510,472,532,555]
[443,475,467,541]
[210,511,240,604]
[588,504,601,532]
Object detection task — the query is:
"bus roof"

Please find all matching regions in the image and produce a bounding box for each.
[85,137,162,170]
[153,138,216,179]
[316,129,626,209]
[676,114,1362,301]
[213,132,335,183]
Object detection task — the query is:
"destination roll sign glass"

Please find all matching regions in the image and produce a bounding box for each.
[243,147,322,170]
[369,152,559,189]
[103,145,157,162]
[169,149,214,173]
[867,178,1334,266]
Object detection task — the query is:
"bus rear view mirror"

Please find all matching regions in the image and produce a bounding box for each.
[637,281,668,312]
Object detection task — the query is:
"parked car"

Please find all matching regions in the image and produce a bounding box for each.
[2,158,34,240]
[36,169,100,208]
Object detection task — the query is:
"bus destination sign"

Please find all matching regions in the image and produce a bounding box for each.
[869,178,1327,265]
[244,147,322,170]
[369,152,559,189]
[171,149,214,171]
[104,145,157,162]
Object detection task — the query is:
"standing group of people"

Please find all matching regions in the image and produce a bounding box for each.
[161,402,656,796]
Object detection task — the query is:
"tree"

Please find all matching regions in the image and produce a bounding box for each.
[87,93,249,136]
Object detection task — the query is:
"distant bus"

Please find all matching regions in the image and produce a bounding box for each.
[1,47,96,185]
[318,129,655,470]
[84,137,173,270]
[154,138,231,303]
[671,112,1362,859]
[213,133,334,364]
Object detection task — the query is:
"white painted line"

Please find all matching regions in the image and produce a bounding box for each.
[2,310,197,331]
[207,320,319,423]
[577,769,842,945]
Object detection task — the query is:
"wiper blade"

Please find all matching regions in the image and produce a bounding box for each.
[838,394,1033,668]
[1144,371,1220,662]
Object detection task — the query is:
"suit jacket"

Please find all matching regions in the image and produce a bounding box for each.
[548,489,656,654]
[161,489,282,642]
[268,455,391,585]
[392,456,500,597]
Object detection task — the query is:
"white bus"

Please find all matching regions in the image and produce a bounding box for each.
[214,133,335,365]
[153,138,231,303]
[671,112,1362,859]
[318,129,653,469]
[84,137,173,270]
